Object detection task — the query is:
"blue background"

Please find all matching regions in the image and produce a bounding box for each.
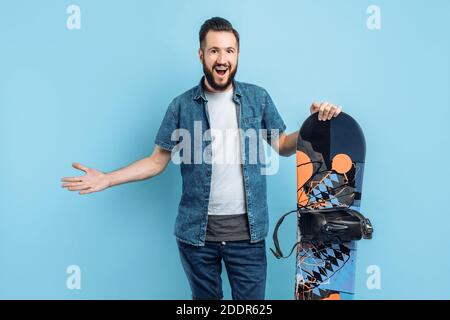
[1,0,449,299]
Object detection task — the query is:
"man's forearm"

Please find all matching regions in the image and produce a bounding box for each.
[278,131,299,157]
[106,156,165,187]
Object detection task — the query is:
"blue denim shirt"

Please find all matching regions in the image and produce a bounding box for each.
[155,77,286,246]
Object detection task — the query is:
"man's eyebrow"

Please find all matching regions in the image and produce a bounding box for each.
[208,46,237,50]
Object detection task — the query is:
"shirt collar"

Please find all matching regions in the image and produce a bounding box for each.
[193,76,242,103]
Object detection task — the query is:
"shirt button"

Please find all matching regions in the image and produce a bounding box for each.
[221,241,226,245]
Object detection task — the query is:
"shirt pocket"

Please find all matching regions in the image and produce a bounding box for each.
[242,115,262,126]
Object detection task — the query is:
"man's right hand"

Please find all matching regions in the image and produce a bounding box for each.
[61,162,111,195]
[61,146,172,195]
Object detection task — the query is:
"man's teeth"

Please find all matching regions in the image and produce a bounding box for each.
[215,67,228,71]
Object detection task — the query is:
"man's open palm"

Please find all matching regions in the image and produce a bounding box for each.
[61,163,110,195]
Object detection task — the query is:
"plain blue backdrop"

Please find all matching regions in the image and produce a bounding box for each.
[1,0,449,299]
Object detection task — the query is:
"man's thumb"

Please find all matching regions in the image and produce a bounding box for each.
[311,102,320,112]
[72,162,89,173]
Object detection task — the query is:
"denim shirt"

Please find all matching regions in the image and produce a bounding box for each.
[155,77,286,246]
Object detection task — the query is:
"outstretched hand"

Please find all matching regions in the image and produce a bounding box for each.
[61,162,110,195]
[310,102,342,121]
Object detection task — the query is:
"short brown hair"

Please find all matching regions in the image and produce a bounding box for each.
[199,17,240,50]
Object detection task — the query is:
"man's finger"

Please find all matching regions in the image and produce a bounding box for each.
[327,112,334,120]
[333,106,342,117]
[61,182,84,188]
[68,185,90,191]
[322,103,332,120]
[327,105,339,120]
[61,177,83,182]
[311,102,320,112]
[318,103,326,121]
[79,188,94,195]
[72,162,89,173]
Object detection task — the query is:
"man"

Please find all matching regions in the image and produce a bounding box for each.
[61,17,342,300]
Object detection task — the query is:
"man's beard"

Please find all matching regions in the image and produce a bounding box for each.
[202,60,238,91]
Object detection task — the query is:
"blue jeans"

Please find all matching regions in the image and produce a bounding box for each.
[176,239,267,300]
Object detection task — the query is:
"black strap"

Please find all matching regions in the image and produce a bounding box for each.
[270,209,302,259]
[271,207,372,259]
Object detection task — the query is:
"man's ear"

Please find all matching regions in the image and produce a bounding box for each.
[198,48,203,64]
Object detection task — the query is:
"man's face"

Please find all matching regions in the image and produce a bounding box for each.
[199,31,239,92]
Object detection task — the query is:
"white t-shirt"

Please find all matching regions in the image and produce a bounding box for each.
[205,89,246,216]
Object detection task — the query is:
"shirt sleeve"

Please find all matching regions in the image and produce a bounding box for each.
[154,99,180,151]
[262,89,287,144]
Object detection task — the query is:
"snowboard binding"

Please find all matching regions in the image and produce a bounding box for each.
[270,207,373,259]
[298,207,373,243]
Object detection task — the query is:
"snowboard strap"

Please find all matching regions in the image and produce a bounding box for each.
[270,209,301,259]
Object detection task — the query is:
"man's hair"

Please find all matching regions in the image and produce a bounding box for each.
[199,17,240,50]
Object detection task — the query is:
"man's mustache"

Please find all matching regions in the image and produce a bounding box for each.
[213,64,231,69]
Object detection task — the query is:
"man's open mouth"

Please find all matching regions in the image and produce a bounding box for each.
[214,66,229,77]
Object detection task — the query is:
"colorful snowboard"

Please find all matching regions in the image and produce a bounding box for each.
[295,112,366,300]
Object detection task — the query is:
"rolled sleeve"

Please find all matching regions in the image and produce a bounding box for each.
[154,100,180,151]
[262,89,287,144]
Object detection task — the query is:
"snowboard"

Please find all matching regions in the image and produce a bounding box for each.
[295,112,366,300]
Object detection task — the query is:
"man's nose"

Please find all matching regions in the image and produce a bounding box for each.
[217,52,227,65]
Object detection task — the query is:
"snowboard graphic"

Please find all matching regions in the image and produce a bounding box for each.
[294,112,366,300]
